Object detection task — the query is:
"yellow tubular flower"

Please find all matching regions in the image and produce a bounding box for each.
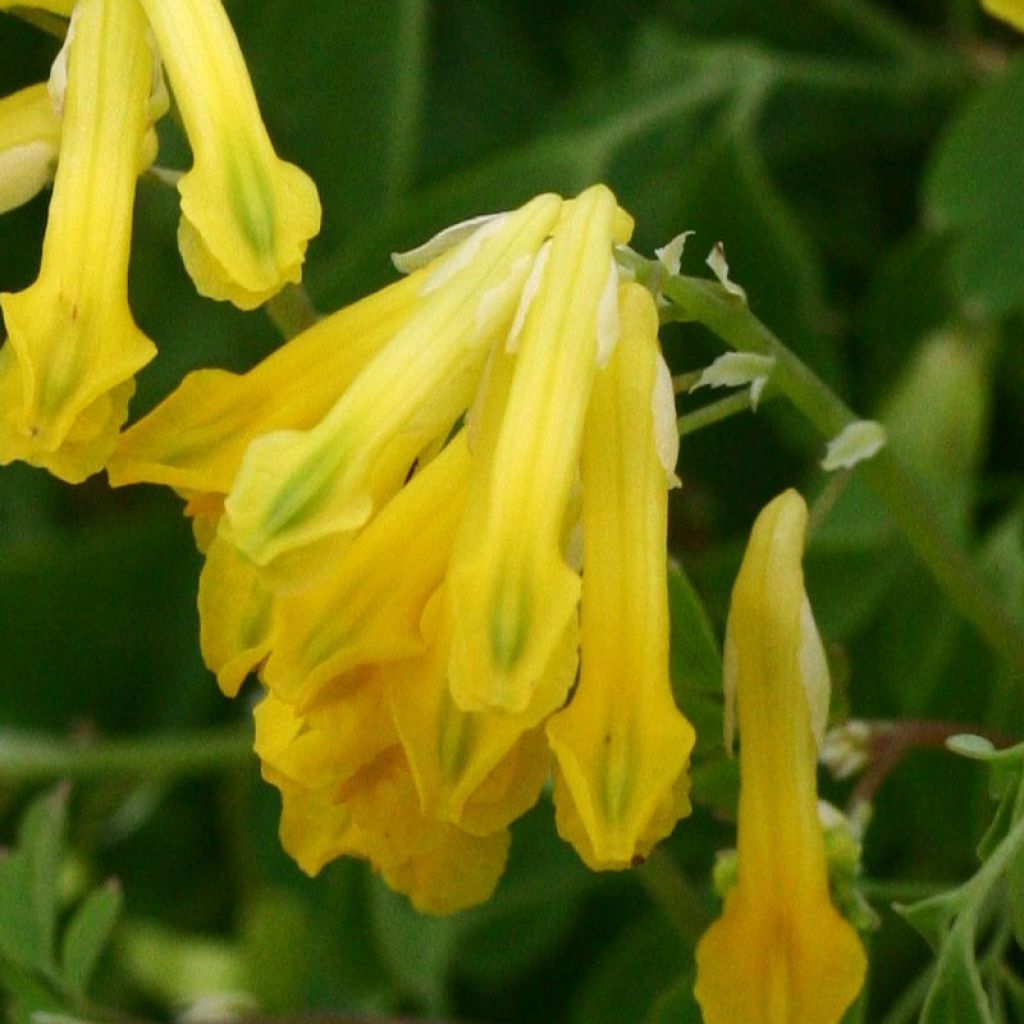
[107,271,425,495]
[982,0,1024,28]
[221,194,562,570]
[0,0,156,482]
[447,184,627,715]
[694,491,867,1024]
[261,432,473,707]
[136,0,320,309]
[0,83,61,215]
[547,283,695,870]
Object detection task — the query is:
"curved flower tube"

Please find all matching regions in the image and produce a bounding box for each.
[137,0,321,309]
[0,0,156,482]
[694,490,867,1024]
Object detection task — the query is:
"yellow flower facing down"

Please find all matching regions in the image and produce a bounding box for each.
[137,0,321,309]
[547,283,694,870]
[982,0,1024,28]
[694,490,866,1024]
[0,0,157,482]
[0,83,61,216]
[0,0,73,14]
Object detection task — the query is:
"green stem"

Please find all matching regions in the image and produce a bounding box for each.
[636,848,710,945]
[659,273,1024,687]
[677,391,755,437]
[0,725,252,783]
[264,283,320,339]
[815,0,935,63]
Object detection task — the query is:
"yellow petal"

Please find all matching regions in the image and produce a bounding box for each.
[694,491,867,1024]
[0,83,61,215]
[385,589,555,834]
[108,270,423,494]
[197,534,274,696]
[0,0,73,14]
[137,0,321,309]
[382,826,511,916]
[0,0,156,482]
[221,194,562,568]
[982,0,1024,28]
[262,431,473,707]
[547,283,694,870]
[448,184,623,714]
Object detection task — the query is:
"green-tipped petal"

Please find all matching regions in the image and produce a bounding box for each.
[138,0,321,308]
[0,0,156,482]
[547,283,694,870]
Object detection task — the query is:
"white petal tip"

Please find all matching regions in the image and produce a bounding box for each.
[655,230,694,277]
[706,242,747,301]
[821,420,887,472]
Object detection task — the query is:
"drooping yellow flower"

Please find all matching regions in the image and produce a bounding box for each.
[694,490,867,1024]
[137,0,320,309]
[0,0,73,14]
[547,283,694,870]
[0,0,158,482]
[0,83,61,215]
[111,186,695,912]
[982,0,1024,28]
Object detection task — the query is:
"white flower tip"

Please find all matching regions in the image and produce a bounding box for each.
[652,353,680,487]
[655,230,694,277]
[391,211,506,277]
[706,242,747,301]
[798,595,831,750]
[821,420,887,472]
[691,352,774,410]
[47,9,77,116]
[820,721,872,780]
[506,241,550,353]
[595,256,621,368]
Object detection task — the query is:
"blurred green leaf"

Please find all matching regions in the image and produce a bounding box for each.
[919,918,993,1024]
[925,56,1024,315]
[59,880,122,995]
[647,970,702,1024]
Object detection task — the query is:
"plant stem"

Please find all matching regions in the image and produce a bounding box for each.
[264,283,320,339]
[636,848,711,945]
[815,0,935,63]
[677,391,754,437]
[659,274,1024,687]
[0,725,252,783]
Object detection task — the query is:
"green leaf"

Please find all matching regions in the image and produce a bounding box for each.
[368,878,457,1014]
[919,916,993,1024]
[59,880,122,994]
[896,888,965,952]
[0,846,41,968]
[668,561,724,764]
[924,56,1024,315]
[647,971,702,1024]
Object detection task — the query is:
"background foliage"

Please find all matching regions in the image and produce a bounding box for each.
[0,1,1022,1022]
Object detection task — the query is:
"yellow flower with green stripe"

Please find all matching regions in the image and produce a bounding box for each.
[0,0,158,482]
[694,490,867,1024]
[0,0,320,480]
[110,185,696,911]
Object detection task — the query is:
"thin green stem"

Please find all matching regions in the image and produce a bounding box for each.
[815,0,934,63]
[677,391,754,437]
[0,724,252,783]
[672,370,705,395]
[636,848,711,945]
[264,283,320,339]
[659,273,1024,687]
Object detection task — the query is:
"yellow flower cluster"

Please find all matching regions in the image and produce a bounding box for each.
[109,185,696,912]
[0,0,320,482]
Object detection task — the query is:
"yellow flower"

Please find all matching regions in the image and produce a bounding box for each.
[0,83,61,216]
[111,186,694,911]
[547,283,694,870]
[982,0,1024,28]
[136,0,321,309]
[0,0,158,482]
[694,490,867,1024]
